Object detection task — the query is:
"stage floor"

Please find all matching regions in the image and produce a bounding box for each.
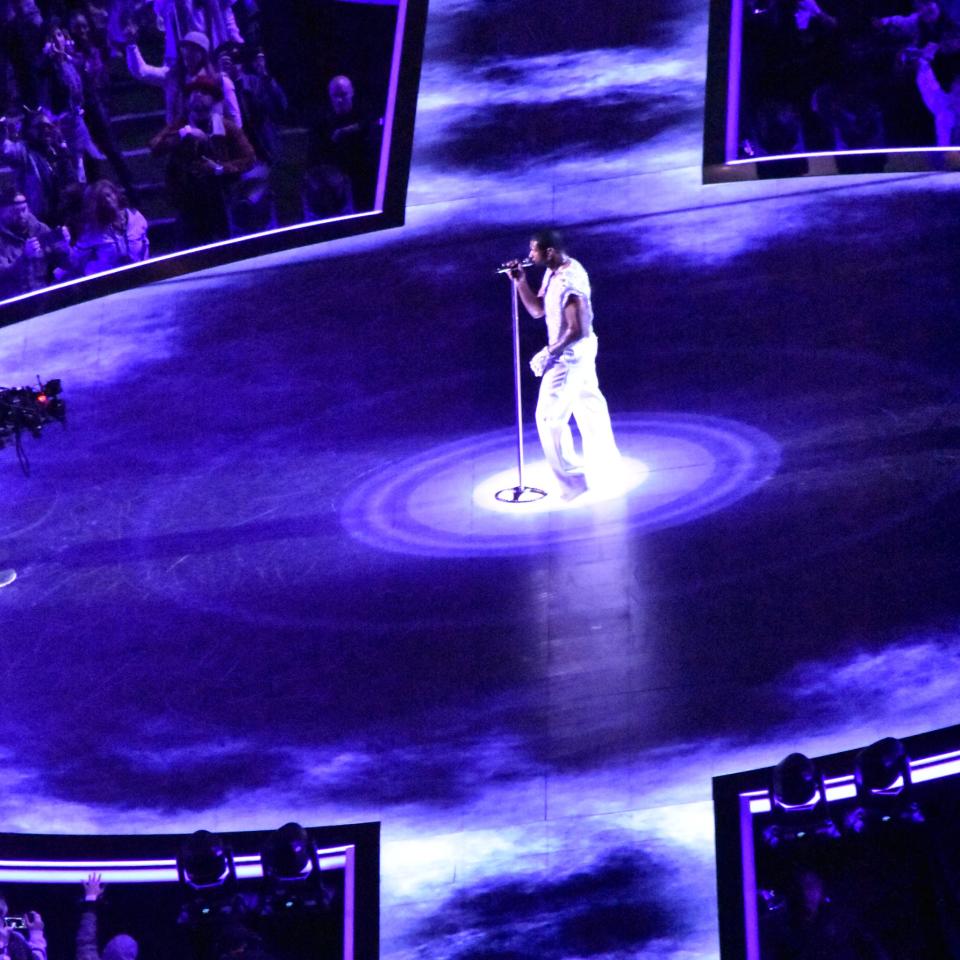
[3,206,960,957]
[4,1,960,952]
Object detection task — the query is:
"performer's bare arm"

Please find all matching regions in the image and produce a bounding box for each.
[508,264,545,318]
[548,295,584,358]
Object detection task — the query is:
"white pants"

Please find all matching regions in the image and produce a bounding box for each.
[536,336,619,496]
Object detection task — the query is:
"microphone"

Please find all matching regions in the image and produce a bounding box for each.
[496,258,534,275]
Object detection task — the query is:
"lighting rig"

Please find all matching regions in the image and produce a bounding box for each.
[757,738,931,922]
[761,737,922,849]
[176,825,337,960]
[0,378,65,474]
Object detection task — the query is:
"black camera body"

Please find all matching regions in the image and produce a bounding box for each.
[0,378,66,472]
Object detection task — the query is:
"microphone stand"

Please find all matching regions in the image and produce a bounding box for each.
[495,272,547,504]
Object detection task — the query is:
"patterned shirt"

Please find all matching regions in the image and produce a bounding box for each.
[538,257,595,349]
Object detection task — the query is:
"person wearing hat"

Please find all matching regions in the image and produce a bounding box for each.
[126,26,241,129]
[0,185,71,300]
[149,76,255,246]
[151,0,245,68]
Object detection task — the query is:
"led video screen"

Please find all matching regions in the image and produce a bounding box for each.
[713,726,960,960]
[0,822,379,960]
[703,0,960,181]
[0,0,427,325]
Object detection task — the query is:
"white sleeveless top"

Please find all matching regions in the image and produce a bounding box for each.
[538,257,595,348]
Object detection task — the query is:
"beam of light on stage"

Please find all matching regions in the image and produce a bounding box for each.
[476,459,650,513]
[342,413,781,557]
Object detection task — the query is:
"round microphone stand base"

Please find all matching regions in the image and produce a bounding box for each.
[0,568,16,589]
[495,485,548,504]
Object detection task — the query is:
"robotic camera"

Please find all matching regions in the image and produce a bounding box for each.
[0,378,66,474]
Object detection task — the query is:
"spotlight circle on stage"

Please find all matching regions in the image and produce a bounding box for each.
[341,413,781,557]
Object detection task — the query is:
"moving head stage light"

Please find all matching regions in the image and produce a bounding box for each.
[0,379,65,474]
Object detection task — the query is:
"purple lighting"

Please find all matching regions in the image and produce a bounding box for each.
[341,413,781,557]
[728,146,960,165]
[726,0,745,162]
[0,848,350,884]
[375,0,409,210]
[738,746,960,960]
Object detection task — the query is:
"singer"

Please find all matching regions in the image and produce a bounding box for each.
[508,229,619,500]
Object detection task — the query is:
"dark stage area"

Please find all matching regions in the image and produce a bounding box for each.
[3,1,960,958]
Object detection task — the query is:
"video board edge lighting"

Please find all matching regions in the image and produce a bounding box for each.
[741,748,960,812]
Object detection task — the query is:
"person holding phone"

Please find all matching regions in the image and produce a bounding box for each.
[0,894,47,960]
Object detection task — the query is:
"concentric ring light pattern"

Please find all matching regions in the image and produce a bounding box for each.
[342,413,781,557]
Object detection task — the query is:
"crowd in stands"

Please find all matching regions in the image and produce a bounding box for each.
[0,0,384,299]
[740,0,960,167]
[0,868,333,960]
[0,875,138,960]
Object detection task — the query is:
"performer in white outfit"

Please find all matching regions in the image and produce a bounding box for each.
[509,229,619,499]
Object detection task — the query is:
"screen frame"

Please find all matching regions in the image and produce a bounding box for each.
[702,0,960,183]
[0,0,430,331]
[0,821,380,960]
[713,723,960,960]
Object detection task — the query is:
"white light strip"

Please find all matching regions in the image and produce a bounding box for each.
[743,748,960,810]
[912,748,960,767]
[913,756,960,783]
[727,145,960,166]
[0,867,179,883]
[0,849,348,884]
[0,211,377,311]
[0,854,260,869]
[0,858,174,868]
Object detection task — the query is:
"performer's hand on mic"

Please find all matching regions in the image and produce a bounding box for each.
[507,259,525,281]
[529,347,551,378]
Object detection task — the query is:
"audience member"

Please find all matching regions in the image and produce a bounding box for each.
[1,108,77,223]
[3,0,46,109]
[233,47,288,164]
[70,8,137,195]
[77,873,139,960]
[913,48,960,143]
[760,866,889,960]
[873,0,959,51]
[232,0,260,47]
[127,28,241,129]
[151,0,245,66]
[106,0,152,51]
[0,893,48,960]
[149,77,255,244]
[0,3,12,115]
[79,0,111,53]
[305,74,379,216]
[38,21,106,181]
[0,186,71,298]
[39,20,84,113]
[71,179,149,275]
